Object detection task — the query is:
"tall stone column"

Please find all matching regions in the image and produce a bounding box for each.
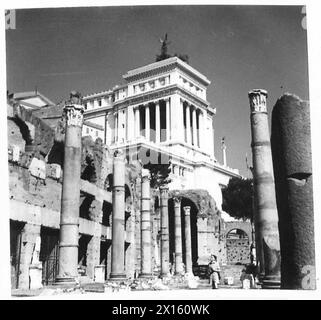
[155,101,160,143]
[160,186,170,277]
[165,98,170,141]
[186,103,191,144]
[183,206,193,275]
[56,92,84,285]
[271,94,315,289]
[174,197,183,274]
[192,107,197,147]
[248,89,281,289]
[145,104,150,141]
[110,150,126,279]
[139,169,152,278]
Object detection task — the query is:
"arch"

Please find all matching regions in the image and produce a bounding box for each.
[226,228,249,240]
[225,222,252,265]
[168,189,219,218]
[224,221,252,242]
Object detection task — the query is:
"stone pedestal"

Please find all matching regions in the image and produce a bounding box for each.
[173,197,184,275]
[271,94,315,289]
[56,95,84,285]
[248,89,281,289]
[29,264,43,289]
[94,265,106,283]
[183,206,193,275]
[110,150,127,280]
[139,169,153,278]
[160,186,170,277]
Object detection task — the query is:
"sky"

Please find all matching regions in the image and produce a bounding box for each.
[5,5,309,177]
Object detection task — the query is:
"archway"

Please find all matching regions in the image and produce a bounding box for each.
[168,197,198,270]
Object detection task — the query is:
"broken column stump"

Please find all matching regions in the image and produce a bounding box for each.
[271,94,315,289]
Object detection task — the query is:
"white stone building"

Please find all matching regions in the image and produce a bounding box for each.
[83,57,241,209]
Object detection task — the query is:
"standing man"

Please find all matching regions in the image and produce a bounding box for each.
[208,255,221,289]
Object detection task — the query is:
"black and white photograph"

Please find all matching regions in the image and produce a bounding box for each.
[1,0,320,302]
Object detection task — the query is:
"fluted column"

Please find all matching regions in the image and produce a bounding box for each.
[110,150,126,279]
[174,197,183,275]
[139,169,152,278]
[56,92,84,285]
[145,104,150,141]
[155,101,160,144]
[183,206,193,275]
[192,107,197,146]
[249,89,281,289]
[165,98,170,141]
[134,106,140,139]
[186,103,191,144]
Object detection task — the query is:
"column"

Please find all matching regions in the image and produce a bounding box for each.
[192,107,197,147]
[139,169,152,278]
[155,101,160,143]
[56,92,84,285]
[145,103,150,141]
[127,105,134,142]
[165,98,170,141]
[160,186,170,277]
[186,102,191,144]
[183,206,193,275]
[114,112,118,143]
[18,223,41,289]
[135,106,140,139]
[248,89,281,289]
[271,94,315,289]
[110,150,127,279]
[173,197,183,275]
[196,111,200,148]
[86,199,103,281]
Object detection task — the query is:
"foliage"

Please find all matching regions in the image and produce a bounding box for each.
[222,177,253,221]
[143,160,172,189]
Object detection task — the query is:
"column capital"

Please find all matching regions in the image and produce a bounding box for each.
[159,186,169,197]
[183,206,191,216]
[173,196,181,207]
[141,168,150,182]
[113,149,124,159]
[64,104,84,127]
[248,89,268,113]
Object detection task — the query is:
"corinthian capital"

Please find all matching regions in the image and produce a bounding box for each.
[64,104,84,127]
[248,89,268,113]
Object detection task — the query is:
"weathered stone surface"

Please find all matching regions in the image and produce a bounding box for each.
[271,94,315,289]
[248,89,281,288]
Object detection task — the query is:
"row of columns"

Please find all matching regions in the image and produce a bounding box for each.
[56,94,193,284]
[183,101,202,148]
[111,96,207,150]
[133,98,171,143]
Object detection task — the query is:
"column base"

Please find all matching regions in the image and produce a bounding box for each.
[160,273,171,279]
[138,273,153,279]
[109,272,127,281]
[54,275,78,287]
[262,275,281,289]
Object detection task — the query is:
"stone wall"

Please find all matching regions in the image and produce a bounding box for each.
[7,102,140,289]
[226,239,250,264]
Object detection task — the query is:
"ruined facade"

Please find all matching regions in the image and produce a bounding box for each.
[8,57,247,291]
